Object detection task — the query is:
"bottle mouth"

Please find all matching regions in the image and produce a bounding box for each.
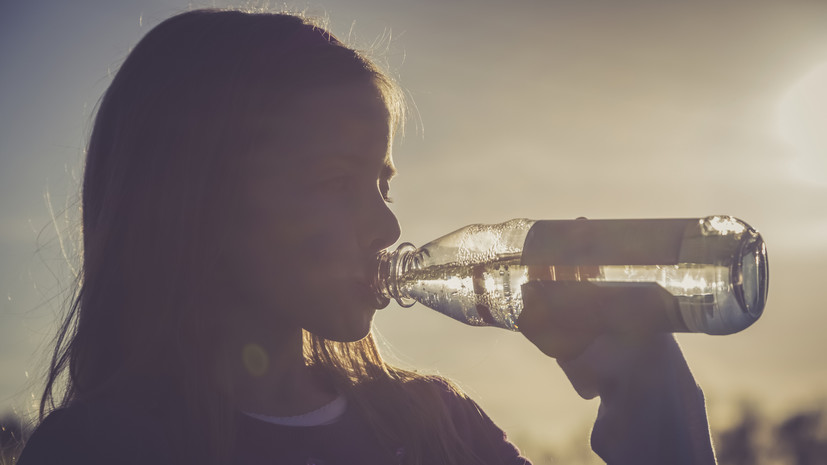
[732,229,768,318]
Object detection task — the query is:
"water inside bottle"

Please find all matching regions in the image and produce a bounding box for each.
[397,258,748,332]
[396,255,527,329]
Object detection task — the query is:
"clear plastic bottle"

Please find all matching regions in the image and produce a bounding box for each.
[373,216,768,335]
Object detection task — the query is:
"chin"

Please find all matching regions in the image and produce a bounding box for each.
[333,321,374,343]
[332,330,372,343]
[312,328,372,344]
[308,311,374,343]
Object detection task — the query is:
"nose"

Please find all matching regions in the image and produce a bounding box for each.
[361,197,401,253]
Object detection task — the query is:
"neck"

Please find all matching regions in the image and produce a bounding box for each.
[223,321,336,417]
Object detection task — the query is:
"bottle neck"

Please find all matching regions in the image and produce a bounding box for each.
[373,242,418,308]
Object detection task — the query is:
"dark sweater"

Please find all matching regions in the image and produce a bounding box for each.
[18,383,529,465]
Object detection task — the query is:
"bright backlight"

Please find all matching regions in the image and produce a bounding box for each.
[778,62,827,186]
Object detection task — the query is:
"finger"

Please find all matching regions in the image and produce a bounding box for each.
[518,281,604,360]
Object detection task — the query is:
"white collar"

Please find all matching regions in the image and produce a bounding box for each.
[243,394,347,427]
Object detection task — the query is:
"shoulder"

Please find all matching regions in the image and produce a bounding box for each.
[401,375,492,427]
[18,399,172,465]
[424,377,506,438]
[17,407,92,465]
[397,374,531,464]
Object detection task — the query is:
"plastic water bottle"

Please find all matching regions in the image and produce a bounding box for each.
[373,216,768,335]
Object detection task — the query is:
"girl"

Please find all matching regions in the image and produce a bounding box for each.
[18,8,715,465]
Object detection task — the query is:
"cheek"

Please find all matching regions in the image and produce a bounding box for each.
[224,200,355,306]
[273,203,353,267]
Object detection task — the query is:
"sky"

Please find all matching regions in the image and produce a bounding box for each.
[2,0,827,455]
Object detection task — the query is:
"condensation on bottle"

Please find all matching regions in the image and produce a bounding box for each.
[373,216,768,335]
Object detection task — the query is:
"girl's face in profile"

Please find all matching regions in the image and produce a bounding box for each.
[223,82,401,342]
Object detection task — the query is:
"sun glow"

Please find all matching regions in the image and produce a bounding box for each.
[777,62,827,187]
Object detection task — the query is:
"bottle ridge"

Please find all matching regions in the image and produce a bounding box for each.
[373,216,768,335]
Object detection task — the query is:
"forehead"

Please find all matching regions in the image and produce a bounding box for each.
[246,82,393,172]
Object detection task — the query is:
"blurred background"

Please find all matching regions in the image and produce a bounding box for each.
[2,0,826,463]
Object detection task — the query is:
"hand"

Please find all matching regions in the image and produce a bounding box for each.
[517,280,603,360]
[560,332,716,464]
[517,280,676,361]
[517,280,716,464]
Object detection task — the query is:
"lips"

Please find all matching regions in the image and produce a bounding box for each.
[350,278,386,309]
[361,255,390,309]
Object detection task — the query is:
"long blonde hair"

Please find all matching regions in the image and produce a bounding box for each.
[40,9,493,465]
